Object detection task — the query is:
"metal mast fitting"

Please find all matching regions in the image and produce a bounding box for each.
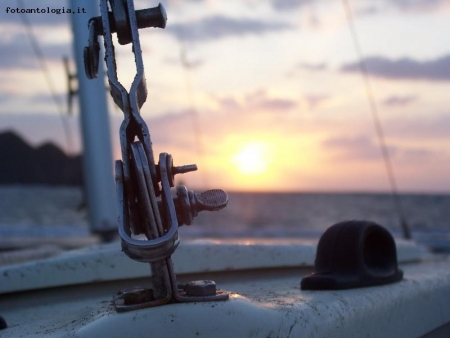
[83,0,228,311]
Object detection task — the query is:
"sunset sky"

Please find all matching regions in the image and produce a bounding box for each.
[0,0,449,192]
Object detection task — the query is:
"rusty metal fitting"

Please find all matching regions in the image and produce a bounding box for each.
[83,19,100,79]
[185,280,217,297]
[156,153,197,188]
[86,2,167,45]
[174,187,228,226]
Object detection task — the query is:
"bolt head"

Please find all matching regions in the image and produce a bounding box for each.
[185,280,216,297]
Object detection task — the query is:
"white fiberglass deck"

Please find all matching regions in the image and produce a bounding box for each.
[0,239,449,337]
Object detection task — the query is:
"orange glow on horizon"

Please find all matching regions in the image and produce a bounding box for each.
[199,134,321,192]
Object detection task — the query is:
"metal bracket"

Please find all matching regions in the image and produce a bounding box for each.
[84,1,229,312]
[63,56,78,115]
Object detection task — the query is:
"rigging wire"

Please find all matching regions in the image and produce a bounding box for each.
[170,4,208,189]
[17,0,74,154]
[179,45,210,189]
[341,0,411,239]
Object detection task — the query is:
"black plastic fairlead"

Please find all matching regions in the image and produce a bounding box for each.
[0,315,7,330]
[301,220,403,290]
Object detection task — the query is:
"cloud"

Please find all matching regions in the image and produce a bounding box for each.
[320,116,450,159]
[0,92,66,113]
[0,32,71,69]
[270,0,447,12]
[341,54,450,81]
[141,110,198,149]
[287,62,327,79]
[355,0,448,15]
[398,148,436,162]
[270,0,314,10]
[166,15,292,42]
[389,0,449,11]
[253,98,297,112]
[321,134,442,165]
[386,114,450,140]
[158,91,293,155]
[322,135,384,161]
[356,5,381,16]
[180,58,204,69]
[164,56,205,69]
[215,97,240,111]
[214,90,297,114]
[0,91,17,103]
[245,90,297,113]
[298,62,327,71]
[304,94,329,109]
[382,95,418,107]
[321,113,450,167]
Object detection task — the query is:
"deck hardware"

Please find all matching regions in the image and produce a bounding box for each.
[174,187,228,225]
[83,19,100,79]
[301,220,403,290]
[62,57,78,115]
[84,1,228,312]
[0,315,6,330]
[184,280,217,297]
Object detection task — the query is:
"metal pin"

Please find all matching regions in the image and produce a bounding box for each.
[173,164,197,175]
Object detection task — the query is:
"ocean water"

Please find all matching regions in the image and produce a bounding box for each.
[0,186,449,248]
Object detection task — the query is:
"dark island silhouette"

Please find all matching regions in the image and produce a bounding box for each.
[0,131,83,186]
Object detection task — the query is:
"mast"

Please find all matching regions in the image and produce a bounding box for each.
[70,0,117,241]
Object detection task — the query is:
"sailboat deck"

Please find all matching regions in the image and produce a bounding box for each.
[0,239,449,337]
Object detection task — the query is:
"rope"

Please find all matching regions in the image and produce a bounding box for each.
[341,0,411,239]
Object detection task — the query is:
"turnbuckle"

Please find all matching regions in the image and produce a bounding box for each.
[84,0,229,312]
[84,3,167,79]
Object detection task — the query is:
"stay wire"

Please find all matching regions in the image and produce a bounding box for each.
[17,0,74,154]
[179,45,210,189]
[341,0,411,239]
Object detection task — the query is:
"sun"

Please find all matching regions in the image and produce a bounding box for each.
[232,142,269,175]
